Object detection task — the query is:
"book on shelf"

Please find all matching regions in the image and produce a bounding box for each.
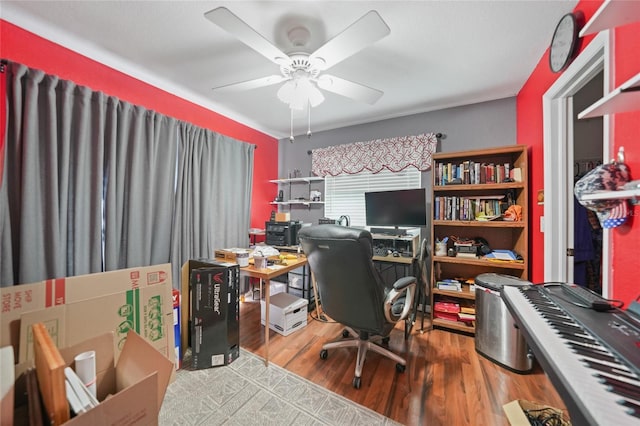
[434,311,459,322]
[434,301,460,313]
[458,312,476,322]
[484,249,518,261]
[436,280,462,291]
[460,306,476,315]
[434,160,515,186]
[455,252,478,259]
[510,167,523,182]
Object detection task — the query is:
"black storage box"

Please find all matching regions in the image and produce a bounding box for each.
[190,263,240,369]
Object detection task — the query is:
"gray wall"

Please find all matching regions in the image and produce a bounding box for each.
[275,97,517,228]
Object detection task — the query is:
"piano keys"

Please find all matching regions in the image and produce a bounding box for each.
[502,283,640,426]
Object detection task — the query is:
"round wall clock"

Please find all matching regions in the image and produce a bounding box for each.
[549,13,579,73]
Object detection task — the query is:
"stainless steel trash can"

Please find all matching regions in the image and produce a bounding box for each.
[475,273,533,373]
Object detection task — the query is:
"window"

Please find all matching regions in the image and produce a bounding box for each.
[324,168,421,227]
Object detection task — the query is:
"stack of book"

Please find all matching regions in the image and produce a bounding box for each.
[433,301,460,322]
[436,279,462,291]
[434,160,519,186]
[458,306,476,323]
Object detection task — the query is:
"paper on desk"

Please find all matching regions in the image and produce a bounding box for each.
[267,264,285,270]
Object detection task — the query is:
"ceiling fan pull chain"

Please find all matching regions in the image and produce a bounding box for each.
[307,101,312,139]
[289,108,295,143]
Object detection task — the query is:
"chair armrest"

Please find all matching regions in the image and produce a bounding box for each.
[393,276,417,291]
[384,276,417,323]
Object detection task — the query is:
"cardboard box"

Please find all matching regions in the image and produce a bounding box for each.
[1,264,172,363]
[275,212,290,222]
[260,292,307,336]
[503,399,570,426]
[17,274,174,367]
[190,265,240,369]
[0,346,14,425]
[172,289,181,370]
[214,249,238,262]
[15,331,173,425]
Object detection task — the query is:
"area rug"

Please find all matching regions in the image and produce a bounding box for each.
[159,349,401,425]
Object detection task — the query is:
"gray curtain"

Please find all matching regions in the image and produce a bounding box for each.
[1,64,105,285]
[2,61,254,288]
[102,102,177,270]
[170,123,254,288]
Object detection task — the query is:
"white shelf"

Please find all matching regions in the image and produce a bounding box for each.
[270,201,324,206]
[578,72,640,118]
[269,177,324,184]
[578,187,640,202]
[580,0,640,36]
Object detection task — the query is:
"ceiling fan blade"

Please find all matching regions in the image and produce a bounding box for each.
[212,75,287,93]
[317,74,383,105]
[309,10,390,71]
[204,7,289,65]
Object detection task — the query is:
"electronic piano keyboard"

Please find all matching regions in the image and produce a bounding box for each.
[502,283,640,426]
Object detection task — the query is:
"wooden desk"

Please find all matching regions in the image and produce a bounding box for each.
[240,255,308,366]
[372,254,414,264]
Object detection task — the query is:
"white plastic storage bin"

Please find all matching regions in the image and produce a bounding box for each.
[260,292,308,336]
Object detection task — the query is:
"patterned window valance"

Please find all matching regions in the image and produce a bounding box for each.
[311,133,438,177]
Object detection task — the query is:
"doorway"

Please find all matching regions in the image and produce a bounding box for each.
[572,70,604,293]
[543,31,611,297]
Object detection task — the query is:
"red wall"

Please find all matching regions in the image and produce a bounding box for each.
[517,0,640,306]
[0,20,277,230]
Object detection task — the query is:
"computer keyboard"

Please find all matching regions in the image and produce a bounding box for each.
[560,283,615,312]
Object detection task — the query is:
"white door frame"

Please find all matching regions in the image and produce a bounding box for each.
[542,31,611,294]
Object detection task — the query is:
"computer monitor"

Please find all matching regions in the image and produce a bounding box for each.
[364,188,427,234]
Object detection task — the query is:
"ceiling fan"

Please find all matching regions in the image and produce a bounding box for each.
[204,7,390,111]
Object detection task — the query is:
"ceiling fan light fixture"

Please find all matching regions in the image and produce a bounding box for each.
[277,77,325,110]
[307,83,325,107]
[277,80,295,104]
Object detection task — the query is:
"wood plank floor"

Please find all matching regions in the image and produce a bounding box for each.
[239,298,568,426]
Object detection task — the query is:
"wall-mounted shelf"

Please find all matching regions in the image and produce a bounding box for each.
[579,188,640,201]
[578,72,640,118]
[579,0,640,36]
[270,201,325,206]
[577,0,640,119]
[269,176,325,210]
[269,177,324,184]
[578,180,640,205]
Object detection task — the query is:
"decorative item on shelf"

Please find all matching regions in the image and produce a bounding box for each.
[435,237,448,257]
[310,190,321,201]
[574,147,630,228]
[503,205,522,221]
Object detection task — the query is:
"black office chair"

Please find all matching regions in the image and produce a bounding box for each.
[298,225,417,389]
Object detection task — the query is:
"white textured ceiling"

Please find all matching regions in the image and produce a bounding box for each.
[1,1,578,139]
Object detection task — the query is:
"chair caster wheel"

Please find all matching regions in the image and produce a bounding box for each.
[352,376,361,389]
[320,349,328,360]
[342,329,350,338]
[396,363,406,373]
